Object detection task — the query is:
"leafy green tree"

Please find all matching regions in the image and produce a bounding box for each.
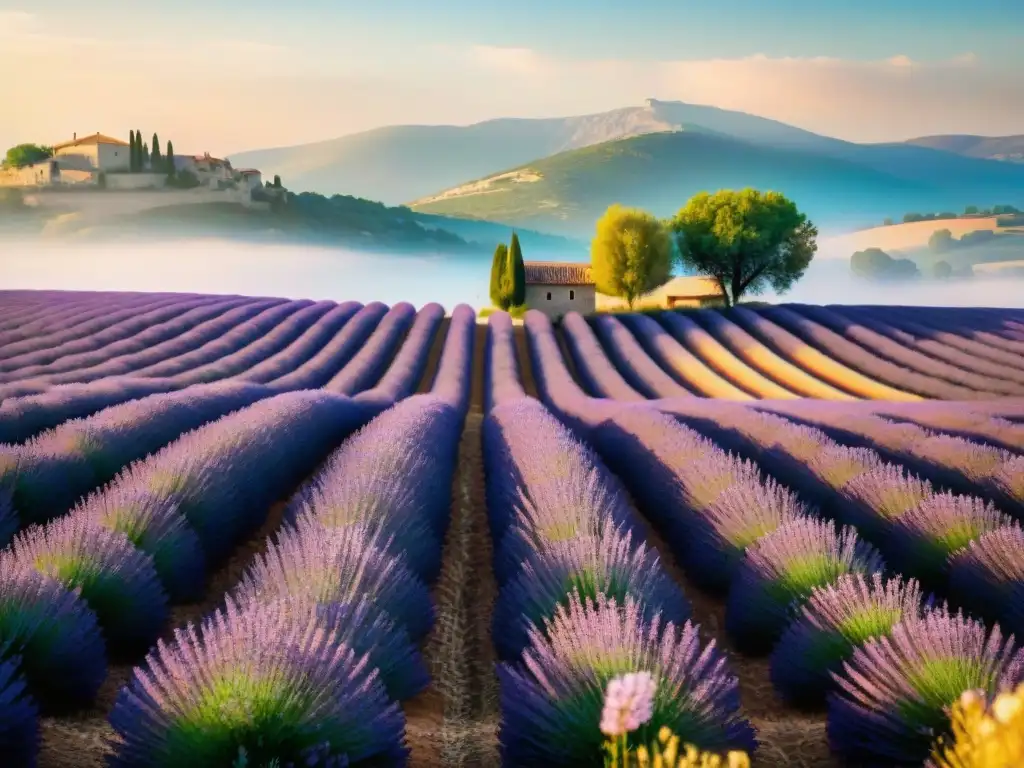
[273,174,282,188]
[165,140,175,176]
[850,248,919,280]
[928,228,955,253]
[882,217,894,226]
[670,189,817,307]
[3,144,53,168]
[508,231,526,306]
[489,243,511,309]
[932,260,953,279]
[965,205,979,215]
[151,133,161,166]
[591,204,672,309]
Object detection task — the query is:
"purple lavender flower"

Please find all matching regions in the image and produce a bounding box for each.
[0,650,39,766]
[230,513,435,641]
[887,492,1016,590]
[828,610,1024,765]
[287,453,443,584]
[2,445,97,528]
[992,454,1024,506]
[0,448,18,547]
[949,526,1024,637]
[909,434,1013,484]
[685,478,811,594]
[6,516,169,656]
[232,590,428,701]
[0,565,106,712]
[497,592,756,766]
[495,469,639,586]
[677,453,765,512]
[73,486,206,603]
[106,597,408,767]
[804,444,880,490]
[770,573,935,707]
[838,464,934,541]
[492,527,691,660]
[725,517,886,655]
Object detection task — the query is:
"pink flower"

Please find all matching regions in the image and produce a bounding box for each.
[600,671,656,737]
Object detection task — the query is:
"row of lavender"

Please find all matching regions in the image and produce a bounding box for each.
[0,305,466,548]
[0,307,475,764]
[558,301,1024,401]
[513,308,1024,765]
[107,312,474,765]
[482,313,754,765]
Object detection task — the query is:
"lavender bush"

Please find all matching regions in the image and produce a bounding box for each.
[485,311,527,411]
[0,565,106,711]
[886,493,1016,589]
[231,515,435,642]
[497,593,755,767]
[769,573,933,707]
[73,487,207,603]
[0,650,39,767]
[6,516,168,656]
[106,598,408,767]
[949,526,1024,636]
[427,304,475,415]
[725,517,886,654]
[492,527,691,660]
[828,611,1024,765]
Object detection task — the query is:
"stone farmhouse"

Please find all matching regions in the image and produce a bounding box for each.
[525,260,724,319]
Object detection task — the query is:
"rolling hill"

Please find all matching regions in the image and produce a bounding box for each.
[226,99,860,205]
[407,131,1024,238]
[903,134,1024,163]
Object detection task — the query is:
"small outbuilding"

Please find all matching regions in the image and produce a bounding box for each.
[524,261,595,319]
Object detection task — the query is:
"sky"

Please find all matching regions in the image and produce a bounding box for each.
[2,0,1022,158]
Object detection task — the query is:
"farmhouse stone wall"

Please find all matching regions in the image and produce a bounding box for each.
[526,283,596,319]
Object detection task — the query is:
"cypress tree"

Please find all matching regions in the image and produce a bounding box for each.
[489,243,510,309]
[165,140,175,176]
[129,130,137,171]
[151,133,161,165]
[508,231,526,306]
[136,129,144,169]
[142,141,149,169]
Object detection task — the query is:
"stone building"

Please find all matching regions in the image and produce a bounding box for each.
[524,261,596,319]
[523,261,724,318]
[51,133,131,172]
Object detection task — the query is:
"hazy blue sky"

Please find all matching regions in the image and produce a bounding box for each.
[2,0,1021,156]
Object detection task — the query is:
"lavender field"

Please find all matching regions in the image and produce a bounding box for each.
[1,289,1024,767]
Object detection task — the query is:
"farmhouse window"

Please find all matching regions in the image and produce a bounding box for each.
[569,290,575,300]
[546,292,552,300]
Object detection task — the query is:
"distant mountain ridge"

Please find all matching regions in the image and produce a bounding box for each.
[229,99,1024,239]
[903,134,1024,163]
[228,99,854,205]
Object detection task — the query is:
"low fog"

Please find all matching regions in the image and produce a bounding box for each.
[2,238,1023,310]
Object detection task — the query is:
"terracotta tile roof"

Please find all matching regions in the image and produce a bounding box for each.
[52,133,130,151]
[237,168,261,175]
[524,261,593,286]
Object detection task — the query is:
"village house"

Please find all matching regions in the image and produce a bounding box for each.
[524,260,724,319]
[237,169,263,190]
[52,133,131,173]
[524,261,597,319]
[174,153,235,187]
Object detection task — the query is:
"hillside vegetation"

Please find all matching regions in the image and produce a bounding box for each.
[409,131,1024,238]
